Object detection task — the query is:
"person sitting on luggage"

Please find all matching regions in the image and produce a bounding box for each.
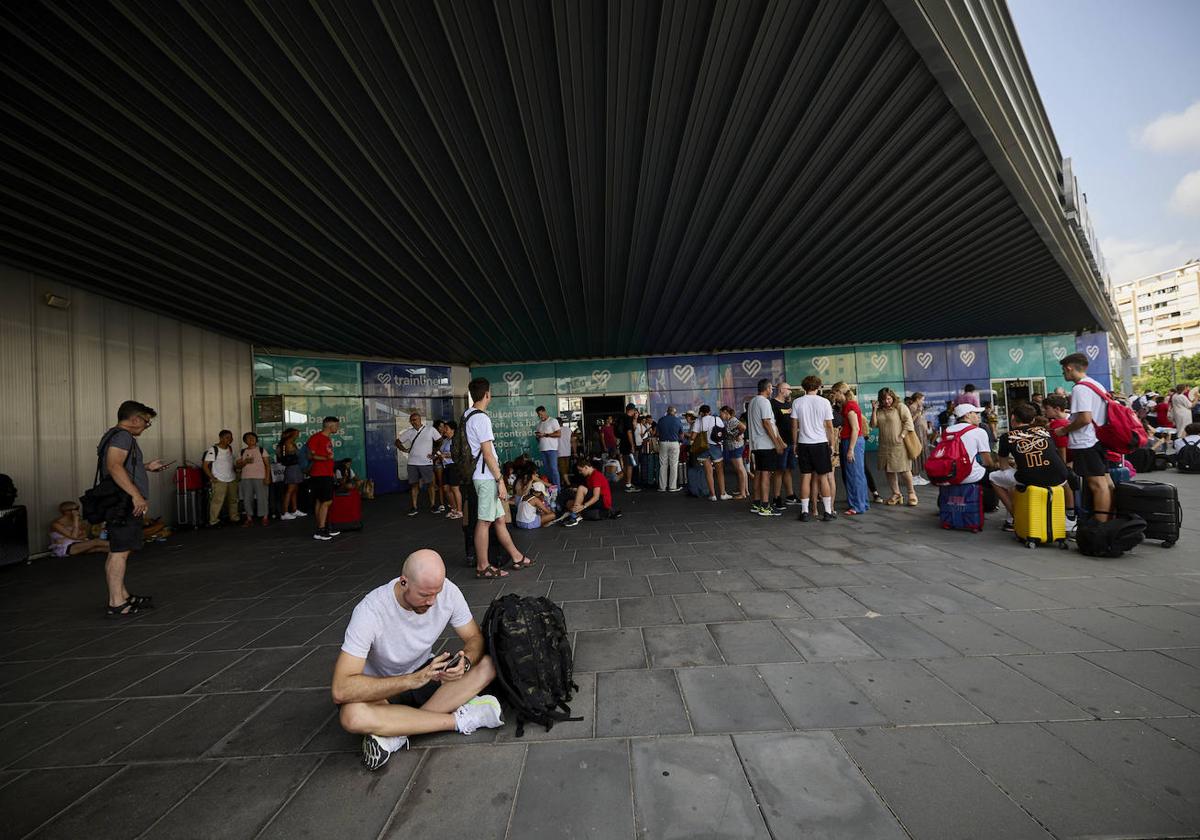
[565,458,622,521]
[48,501,110,557]
[514,481,559,529]
[334,458,360,492]
[944,404,994,485]
[988,403,1069,531]
[332,549,503,771]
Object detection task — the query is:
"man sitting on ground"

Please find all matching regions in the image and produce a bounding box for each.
[565,458,622,522]
[332,549,503,771]
[988,403,1069,531]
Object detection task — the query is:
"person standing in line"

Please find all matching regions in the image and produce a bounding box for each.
[557,420,574,485]
[277,428,308,521]
[435,420,462,520]
[1170,385,1195,435]
[770,381,798,506]
[870,388,917,506]
[601,416,618,458]
[791,375,837,522]
[619,403,641,493]
[719,406,748,499]
[1054,353,1113,524]
[748,378,785,516]
[397,412,442,517]
[656,406,683,492]
[98,400,169,616]
[466,378,534,579]
[534,406,562,487]
[908,392,931,485]
[957,384,981,407]
[308,416,342,541]
[694,404,730,501]
[203,430,241,527]
[831,383,869,516]
[237,432,272,527]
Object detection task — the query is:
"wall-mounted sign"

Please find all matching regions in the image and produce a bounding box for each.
[362,362,452,398]
[253,354,362,396]
[254,396,284,424]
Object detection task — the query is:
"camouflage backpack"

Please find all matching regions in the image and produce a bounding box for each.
[450,409,484,485]
[482,594,581,737]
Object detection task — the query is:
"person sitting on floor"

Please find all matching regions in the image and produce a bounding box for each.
[564,458,622,523]
[988,402,1069,531]
[515,481,559,529]
[334,458,361,492]
[49,501,109,557]
[332,549,503,771]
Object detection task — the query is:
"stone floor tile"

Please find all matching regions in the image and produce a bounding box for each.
[632,736,769,839]
[1014,578,1138,608]
[1164,646,1200,669]
[774,619,879,662]
[1148,717,1200,752]
[121,622,229,655]
[729,591,808,620]
[210,689,334,756]
[383,745,524,839]
[647,572,706,596]
[40,655,182,702]
[0,699,120,768]
[190,647,309,693]
[1079,649,1200,713]
[16,695,197,768]
[595,670,691,737]
[757,662,887,729]
[790,566,863,587]
[629,558,680,576]
[783,587,869,618]
[643,624,724,668]
[1104,604,1200,641]
[508,740,634,839]
[1003,653,1190,719]
[672,593,745,624]
[941,722,1187,839]
[496,672,596,742]
[185,619,286,652]
[694,569,760,592]
[0,766,121,839]
[837,727,1052,840]
[904,613,1038,656]
[599,575,652,599]
[114,692,272,761]
[617,596,681,627]
[836,660,990,725]
[548,576,600,602]
[264,645,339,689]
[564,599,619,631]
[537,562,586,580]
[840,615,957,659]
[117,650,247,697]
[586,560,633,578]
[745,567,812,589]
[839,585,935,615]
[734,732,906,839]
[1043,606,1190,650]
[573,628,647,671]
[956,580,1069,611]
[667,554,723,571]
[675,666,789,733]
[975,610,1117,653]
[920,656,1089,722]
[708,621,805,664]
[1076,577,1189,606]
[845,564,921,586]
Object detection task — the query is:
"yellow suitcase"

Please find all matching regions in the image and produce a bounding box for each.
[1012,485,1069,549]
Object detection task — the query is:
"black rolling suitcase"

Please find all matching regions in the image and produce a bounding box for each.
[1114,480,1182,548]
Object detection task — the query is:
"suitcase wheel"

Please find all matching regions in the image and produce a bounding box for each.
[1057,540,1070,550]
[1024,539,1036,549]
[1162,540,1175,549]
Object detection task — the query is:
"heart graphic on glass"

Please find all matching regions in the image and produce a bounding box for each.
[290,366,321,389]
[376,372,392,385]
[672,364,695,384]
[812,357,830,374]
[1052,346,1067,361]
[742,359,762,378]
[592,370,611,388]
[1008,347,1024,365]
[870,353,887,372]
[916,352,933,370]
[1086,345,1100,360]
[959,349,976,367]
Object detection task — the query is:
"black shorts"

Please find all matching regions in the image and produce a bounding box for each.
[444,464,462,485]
[311,476,335,502]
[753,448,780,472]
[107,515,144,553]
[797,443,833,475]
[1069,443,1109,478]
[386,659,440,707]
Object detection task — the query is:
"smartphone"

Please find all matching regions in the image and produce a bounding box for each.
[158,460,177,471]
[438,652,463,671]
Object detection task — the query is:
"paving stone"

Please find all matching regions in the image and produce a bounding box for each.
[920,656,1089,722]
[599,576,652,598]
[573,628,646,671]
[757,663,887,729]
[904,613,1038,655]
[774,619,878,662]
[837,727,1053,840]
[384,744,524,839]
[676,666,789,733]
[1104,604,1200,641]
[1042,719,1200,824]
[975,610,1117,652]
[840,585,935,615]
[497,672,596,742]
[631,736,769,839]
[190,647,309,693]
[647,572,706,596]
[117,650,247,697]
[265,645,339,689]
[1165,646,1200,669]
[0,765,121,839]
[746,567,813,590]
[564,599,619,631]
[595,670,691,737]
[901,582,1002,614]
[586,560,633,578]
[841,615,957,659]
[211,689,334,756]
[694,569,760,592]
[0,658,122,703]
[144,755,320,840]
[575,546,617,562]
[942,722,1187,839]
[836,660,990,725]
[32,762,215,839]
[708,621,805,664]
[1079,650,1200,712]
[121,622,228,655]
[735,732,906,839]
[43,653,185,701]
[845,564,922,586]
[509,740,634,839]
[956,580,1068,610]
[667,554,724,571]
[1076,577,1188,605]
[114,692,272,761]
[729,591,808,620]
[672,593,744,624]
[1003,653,1190,719]
[618,596,681,627]
[629,557,679,576]
[55,626,173,659]
[1014,578,1138,608]
[643,624,724,668]
[185,619,287,652]
[548,576,600,602]
[0,699,120,767]
[790,566,863,587]
[537,562,586,580]
[17,695,197,768]
[653,542,697,557]
[1148,717,1200,752]
[784,587,869,618]
[1133,575,1200,601]
[712,552,773,570]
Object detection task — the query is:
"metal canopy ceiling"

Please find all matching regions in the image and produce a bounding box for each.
[1,0,1117,364]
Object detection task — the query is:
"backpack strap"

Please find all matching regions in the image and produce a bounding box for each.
[94,427,124,487]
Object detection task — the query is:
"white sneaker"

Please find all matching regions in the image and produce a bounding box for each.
[280,512,296,521]
[361,733,408,771]
[719,493,733,500]
[709,495,718,502]
[293,510,308,518]
[912,476,930,486]
[454,695,503,735]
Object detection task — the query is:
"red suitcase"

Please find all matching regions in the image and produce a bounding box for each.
[329,489,363,531]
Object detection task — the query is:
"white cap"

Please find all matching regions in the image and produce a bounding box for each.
[531,481,546,494]
[953,404,980,419]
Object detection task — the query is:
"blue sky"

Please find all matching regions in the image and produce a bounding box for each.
[1009,0,1200,284]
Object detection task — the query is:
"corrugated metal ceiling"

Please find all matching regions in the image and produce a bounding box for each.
[1,0,1097,364]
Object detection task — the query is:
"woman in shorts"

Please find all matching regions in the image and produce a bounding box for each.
[515,482,557,529]
[436,420,462,520]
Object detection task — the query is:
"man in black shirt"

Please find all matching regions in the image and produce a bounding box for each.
[619,403,640,493]
[988,402,1068,530]
[771,382,797,506]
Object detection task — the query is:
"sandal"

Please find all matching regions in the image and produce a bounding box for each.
[127,594,155,609]
[105,599,142,618]
[510,556,535,569]
[475,565,509,579]
[907,493,919,507]
[843,509,861,516]
[884,494,903,506]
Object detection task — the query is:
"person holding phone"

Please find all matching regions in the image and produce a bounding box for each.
[332,549,503,771]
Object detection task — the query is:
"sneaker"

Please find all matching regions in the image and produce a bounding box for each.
[709,495,718,502]
[280,512,296,521]
[454,695,503,735]
[786,495,800,505]
[1002,519,1015,532]
[407,508,419,517]
[326,527,341,537]
[626,485,641,493]
[820,510,837,522]
[293,510,308,518]
[750,503,769,516]
[797,511,811,522]
[313,531,332,541]
[669,487,683,493]
[563,514,581,528]
[361,733,407,771]
[611,510,623,520]
[912,476,930,486]
[769,505,785,516]
[432,505,446,514]
[719,494,733,501]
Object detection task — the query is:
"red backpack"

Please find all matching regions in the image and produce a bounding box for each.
[1076,381,1147,454]
[926,427,974,485]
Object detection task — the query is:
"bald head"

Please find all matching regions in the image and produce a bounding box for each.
[402,549,446,588]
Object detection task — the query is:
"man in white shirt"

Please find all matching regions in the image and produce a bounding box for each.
[791,375,837,522]
[397,413,442,517]
[557,420,574,483]
[534,406,562,487]
[748,378,786,516]
[203,429,241,526]
[333,549,503,770]
[944,404,994,484]
[694,405,730,501]
[1054,353,1113,522]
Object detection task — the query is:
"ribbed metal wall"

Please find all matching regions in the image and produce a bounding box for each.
[0,264,252,554]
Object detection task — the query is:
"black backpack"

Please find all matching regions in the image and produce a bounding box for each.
[451,409,484,486]
[1177,441,1200,473]
[0,473,15,508]
[1075,515,1146,558]
[482,594,581,737]
[1127,447,1155,474]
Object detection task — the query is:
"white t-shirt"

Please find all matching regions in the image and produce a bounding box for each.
[341,578,472,677]
[1068,376,1108,450]
[516,498,539,525]
[465,409,496,480]
[696,414,723,446]
[1175,434,1200,452]
[558,423,573,457]
[791,394,834,445]
[747,395,775,450]
[204,445,237,482]
[536,417,561,452]
[945,422,990,484]
[399,424,438,466]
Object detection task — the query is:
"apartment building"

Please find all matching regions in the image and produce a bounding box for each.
[1113,259,1200,361]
